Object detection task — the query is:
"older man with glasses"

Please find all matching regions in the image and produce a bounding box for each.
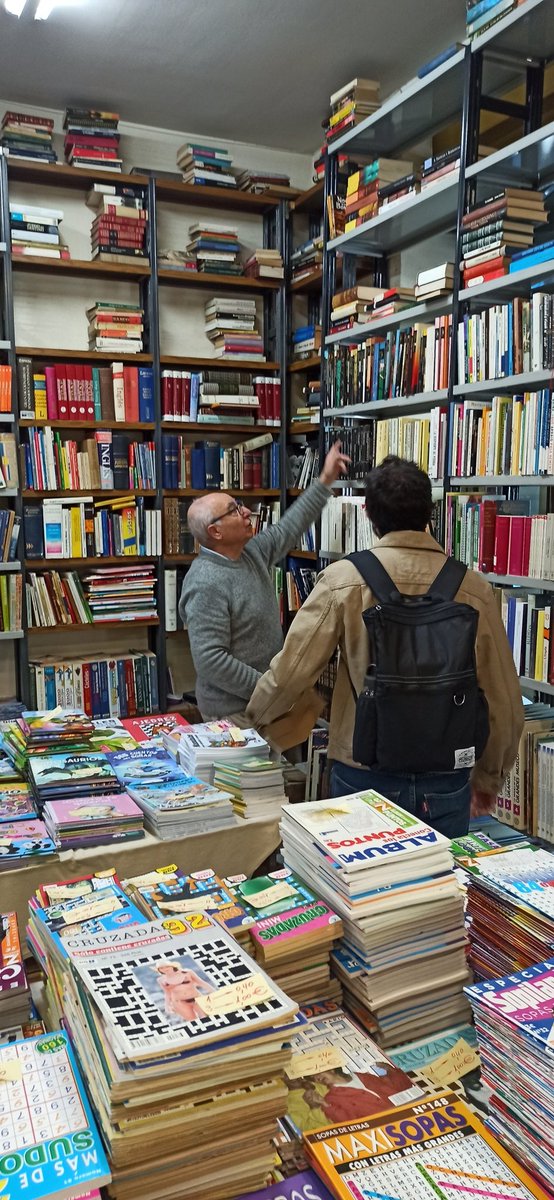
[180,442,349,723]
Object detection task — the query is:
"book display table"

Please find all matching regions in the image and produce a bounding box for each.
[7,815,281,933]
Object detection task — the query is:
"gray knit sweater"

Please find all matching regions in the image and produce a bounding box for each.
[180,481,331,718]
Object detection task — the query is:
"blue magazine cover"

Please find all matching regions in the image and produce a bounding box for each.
[0,1029,110,1200]
[31,881,145,961]
[106,747,186,788]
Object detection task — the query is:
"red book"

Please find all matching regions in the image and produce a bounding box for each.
[272,378,281,425]
[66,365,78,418]
[522,516,532,576]
[183,372,191,418]
[173,373,184,420]
[65,134,120,149]
[44,365,58,420]
[82,663,92,716]
[478,499,497,572]
[123,366,139,422]
[464,267,506,288]
[493,515,510,575]
[508,515,526,575]
[75,365,87,419]
[83,366,94,419]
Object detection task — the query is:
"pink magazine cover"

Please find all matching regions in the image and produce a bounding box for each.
[0,820,48,839]
[46,794,143,825]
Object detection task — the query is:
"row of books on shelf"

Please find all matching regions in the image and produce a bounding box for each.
[460,186,548,287]
[28,650,159,716]
[0,365,11,412]
[161,370,281,425]
[22,427,157,491]
[324,410,447,482]
[498,588,554,687]
[288,446,319,489]
[324,317,452,409]
[24,496,162,559]
[18,356,154,422]
[465,0,525,38]
[444,492,554,578]
[285,557,317,611]
[328,274,453,336]
[0,431,17,488]
[26,564,158,628]
[317,494,443,557]
[0,507,19,561]
[161,432,280,490]
[450,391,554,479]
[495,702,554,839]
[163,495,279,557]
[457,294,554,384]
[0,572,21,632]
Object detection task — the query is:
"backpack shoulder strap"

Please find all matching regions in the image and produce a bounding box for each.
[426,557,467,600]
[346,551,402,604]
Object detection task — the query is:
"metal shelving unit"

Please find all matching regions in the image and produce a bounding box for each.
[453,371,554,397]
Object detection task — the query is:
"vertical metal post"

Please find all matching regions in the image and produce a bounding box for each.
[145,177,166,712]
[0,153,28,703]
[317,150,338,562]
[275,200,288,518]
[525,62,544,134]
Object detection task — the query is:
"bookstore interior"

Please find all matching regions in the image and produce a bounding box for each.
[3,0,554,1198]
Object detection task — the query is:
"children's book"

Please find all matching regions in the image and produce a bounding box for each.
[0,782,35,820]
[304,1091,549,1200]
[121,712,191,743]
[0,1029,111,1200]
[284,999,423,1135]
[68,915,298,1061]
[127,777,232,811]
[0,819,56,864]
[28,752,118,795]
[45,793,143,826]
[106,746,186,787]
[88,718,137,753]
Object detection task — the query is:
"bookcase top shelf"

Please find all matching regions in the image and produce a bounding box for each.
[157,268,281,292]
[289,421,320,435]
[468,119,554,192]
[25,557,158,568]
[11,256,150,280]
[519,674,554,695]
[481,573,554,591]
[290,182,324,213]
[16,347,153,363]
[453,371,554,398]
[160,354,280,370]
[328,172,458,256]
[288,356,321,373]
[5,161,150,190]
[447,476,554,487]
[471,0,554,58]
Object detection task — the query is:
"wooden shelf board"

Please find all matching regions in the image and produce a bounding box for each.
[287,488,303,496]
[287,356,321,373]
[16,347,153,363]
[161,421,278,434]
[155,178,299,210]
[20,420,156,431]
[166,629,188,636]
[22,489,156,499]
[28,618,159,634]
[289,269,323,294]
[288,421,320,435]
[291,182,324,213]
[158,268,281,291]
[163,554,196,563]
[159,354,279,370]
[288,549,317,560]
[5,161,150,189]
[25,557,158,568]
[163,488,280,497]
[12,256,150,279]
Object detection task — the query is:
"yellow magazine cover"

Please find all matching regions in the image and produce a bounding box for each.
[304,1091,550,1200]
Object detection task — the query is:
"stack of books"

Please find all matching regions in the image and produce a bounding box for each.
[329,285,383,333]
[0,912,31,1025]
[64,106,122,171]
[345,158,414,230]
[187,221,241,275]
[167,720,269,783]
[379,170,421,210]
[43,791,144,849]
[421,144,460,188]
[465,845,554,980]
[205,296,265,360]
[121,864,255,944]
[81,564,157,623]
[177,141,236,187]
[26,568,93,629]
[415,261,455,301]
[509,237,554,277]
[27,748,121,816]
[0,816,56,866]
[25,496,160,561]
[36,913,298,1200]
[236,168,291,194]
[461,188,547,288]
[213,755,287,819]
[292,324,321,360]
[87,300,144,353]
[313,145,348,182]
[466,0,525,39]
[282,997,424,1137]
[280,791,471,1046]
[225,867,343,1003]
[27,875,145,983]
[0,1030,110,1195]
[89,184,149,266]
[0,109,57,162]
[106,744,236,838]
[291,235,323,283]
[17,354,154,421]
[467,960,554,1192]
[9,201,68,261]
[158,247,197,272]
[324,77,381,143]
[243,248,284,280]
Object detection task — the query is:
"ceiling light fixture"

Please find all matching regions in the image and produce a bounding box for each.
[4,0,29,15]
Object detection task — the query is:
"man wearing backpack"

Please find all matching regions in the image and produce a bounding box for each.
[246,456,524,837]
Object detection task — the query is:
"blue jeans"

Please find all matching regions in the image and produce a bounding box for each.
[329,762,471,839]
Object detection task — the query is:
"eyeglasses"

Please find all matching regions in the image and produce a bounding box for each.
[210,501,249,524]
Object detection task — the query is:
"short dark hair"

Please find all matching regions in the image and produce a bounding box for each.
[365,455,433,535]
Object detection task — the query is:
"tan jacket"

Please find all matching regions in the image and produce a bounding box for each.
[247,531,524,794]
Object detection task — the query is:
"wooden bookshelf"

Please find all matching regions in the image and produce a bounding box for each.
[164,554,196,563]
[291,182,324,213]
[25,557,158,568]
[155,178,300,211]
[163,488,280,498]
[288,421,320,435]
[289,549,317,560]
[161,422,274,434]
[289,269,323,294]
[159,354,280,370]
[11,256,150,280]
[17,347,153,363]
[20,420,156,431]
[158,269,281,292]
[287,356,321,373]
[28,618,160,634]
[22,489,156,499]
[6,161,150,190]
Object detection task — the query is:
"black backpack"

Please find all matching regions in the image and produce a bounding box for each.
[347,551,490,774]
